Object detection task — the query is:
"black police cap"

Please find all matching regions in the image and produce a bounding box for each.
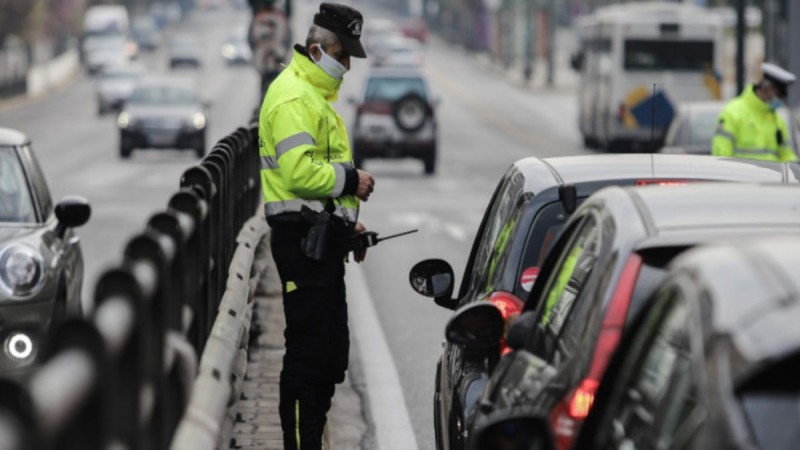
[314,3,367,58]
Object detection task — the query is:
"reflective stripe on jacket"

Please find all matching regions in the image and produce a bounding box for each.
[711,84,797,162]
[259,46,360,223]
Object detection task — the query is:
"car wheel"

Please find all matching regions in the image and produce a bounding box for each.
[195,141,205,159]
[392,92,430,133]
[423,152,436,175]
[97,105,105,116]
[120,144,132,159]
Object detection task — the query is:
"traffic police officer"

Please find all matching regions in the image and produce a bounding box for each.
[258,3,375,449]
[712,62,797,162]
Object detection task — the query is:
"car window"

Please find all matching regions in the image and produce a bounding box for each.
[527,214,603,361]
[626,247,689,324]
[517,200,586,297]
[467,171,525,300]
[606,288,701,449]
[19,144,51,220]
[0,148,36,223]
[365,76,427,102]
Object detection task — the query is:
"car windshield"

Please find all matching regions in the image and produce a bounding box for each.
[365,77,427,102]
[0,148,35,223]
[624,40,714,71]
[101,69,140,80]
[86,37,127,50]
[129,85,197,105]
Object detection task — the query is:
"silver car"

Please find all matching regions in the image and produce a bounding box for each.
[95,64,143,115]
[349,67,439,174]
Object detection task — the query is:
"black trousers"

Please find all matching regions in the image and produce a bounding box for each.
[270,221,349,450]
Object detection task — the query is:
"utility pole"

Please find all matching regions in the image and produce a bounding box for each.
[735,0,745,94]
[791,0,800,108]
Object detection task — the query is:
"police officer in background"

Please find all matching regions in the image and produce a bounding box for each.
[257,3,374,449]
[712,62,797,162]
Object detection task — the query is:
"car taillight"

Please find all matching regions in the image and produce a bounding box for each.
[549,254,642,450]
[357,102,392,115]
[487,291,524,355]
[635,179,693,186]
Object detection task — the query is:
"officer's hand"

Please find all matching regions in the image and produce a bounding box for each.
[356,170,375,201]
[354,221,368,263]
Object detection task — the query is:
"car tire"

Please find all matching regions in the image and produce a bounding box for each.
[195,142,205,159]
[423,152,436,175]
[392,92,430,133]
[120,144,133,159]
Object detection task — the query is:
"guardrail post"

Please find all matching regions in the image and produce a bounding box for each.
[0,378,39,450]
[34,319,106,450]
[180,166,219,351]
[169,189,210,352]
[93,267,147,450]
[124,232,174,450]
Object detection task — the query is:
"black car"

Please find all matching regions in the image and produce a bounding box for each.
[117,77,209,158]
[0,128,91,377]
[407,154,800,450]
[572,236,800,450]
[349,67,439,174]
[453,183,800,450]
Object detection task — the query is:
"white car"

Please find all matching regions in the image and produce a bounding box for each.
[95,64,144,115]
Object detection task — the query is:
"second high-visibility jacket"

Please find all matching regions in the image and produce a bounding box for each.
[711,84,797,162]
[259,45,360,224]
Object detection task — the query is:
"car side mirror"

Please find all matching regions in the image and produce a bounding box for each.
[54,196,91,239]
[506,311,536,350]
[347,96,357,105]
[409,258,454,298]
[445,302,504,347]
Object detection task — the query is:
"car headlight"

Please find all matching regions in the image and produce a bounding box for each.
[0,244,45,298]
[117,111,131,128]
[193,112,206,129]
[221,44,236,58]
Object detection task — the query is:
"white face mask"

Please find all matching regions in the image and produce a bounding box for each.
[312,44,347,81]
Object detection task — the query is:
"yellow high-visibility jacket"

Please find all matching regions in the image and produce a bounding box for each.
[259,45,360,224]
[711,84,797,162]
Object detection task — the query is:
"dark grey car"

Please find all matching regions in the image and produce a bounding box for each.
[117,77,209,158]
[0,128,91,377]
[573,236,800,450]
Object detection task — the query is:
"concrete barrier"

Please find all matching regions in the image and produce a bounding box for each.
[27,48,80,97]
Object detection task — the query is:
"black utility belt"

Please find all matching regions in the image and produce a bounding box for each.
[299,206,355,261]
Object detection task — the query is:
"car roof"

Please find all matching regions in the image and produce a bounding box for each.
[512,154,797,196]
[0,127,30,147]
[667,237,800,376]
[618,182,800,232]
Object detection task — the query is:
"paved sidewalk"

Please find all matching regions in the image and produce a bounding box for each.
[228,234,369,450]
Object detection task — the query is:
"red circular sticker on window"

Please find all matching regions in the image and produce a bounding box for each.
[520,267,539,292]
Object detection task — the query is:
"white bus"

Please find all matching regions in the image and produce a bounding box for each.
[571,2,724,152]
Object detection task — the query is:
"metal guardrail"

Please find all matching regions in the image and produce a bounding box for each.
[0,120,266,450]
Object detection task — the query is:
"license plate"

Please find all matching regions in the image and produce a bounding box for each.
[149,132,177,146]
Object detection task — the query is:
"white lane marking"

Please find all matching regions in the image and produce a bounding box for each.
[346,264,419,450]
